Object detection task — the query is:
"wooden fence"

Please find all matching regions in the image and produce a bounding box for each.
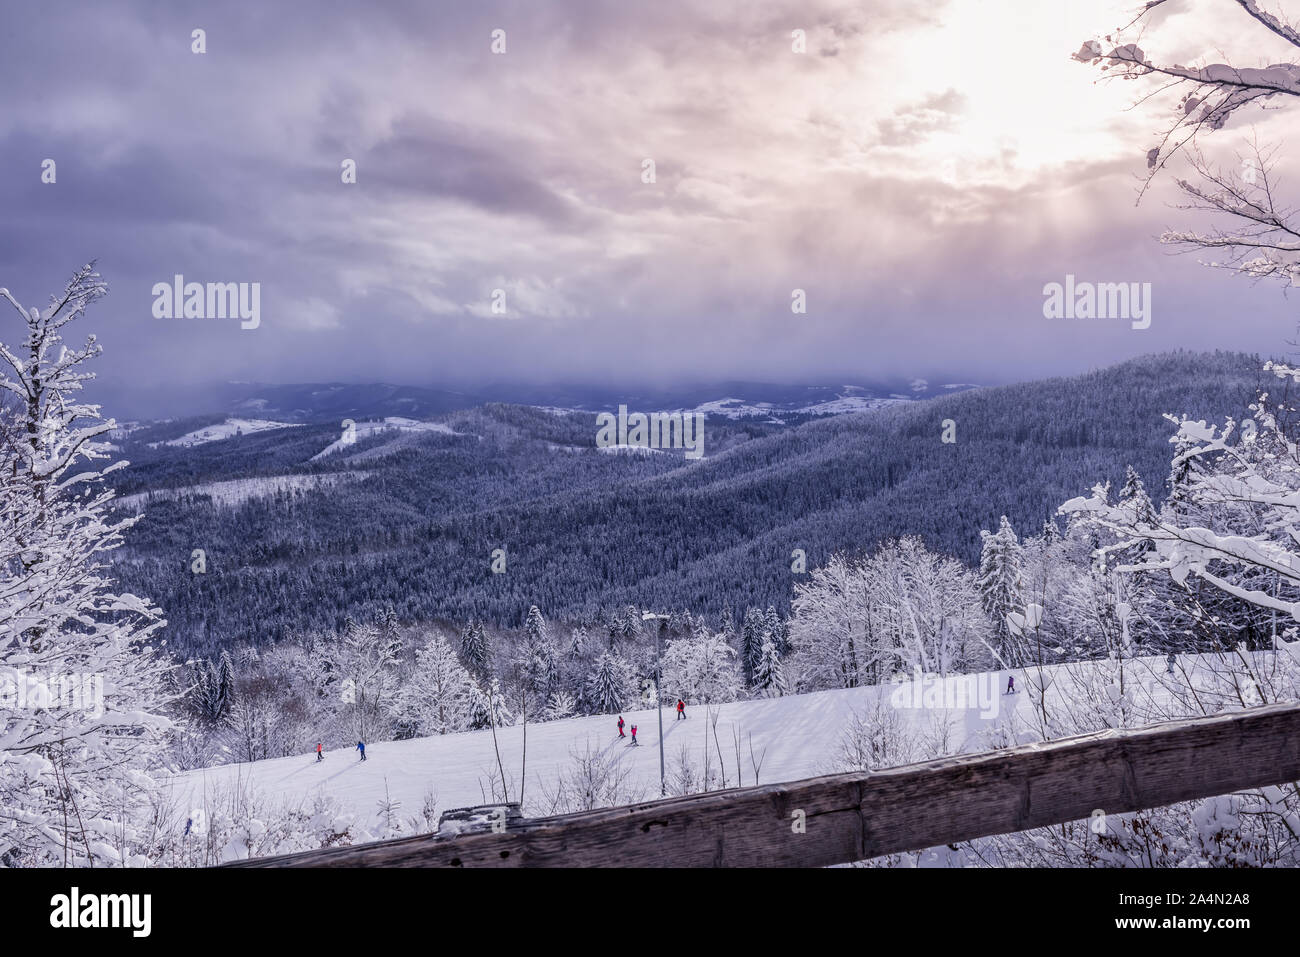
[226,701,1300,867]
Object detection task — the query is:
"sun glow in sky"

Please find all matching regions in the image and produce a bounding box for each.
[0,0,1296,402]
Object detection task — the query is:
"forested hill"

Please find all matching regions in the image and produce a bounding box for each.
[109,351,1267,655]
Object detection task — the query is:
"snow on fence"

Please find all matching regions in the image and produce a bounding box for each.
[226,702,1300,867]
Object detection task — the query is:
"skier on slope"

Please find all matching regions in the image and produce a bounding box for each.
[617,715,625,738]
[356,740,366,761]
[1005,675,1016,695]
[676,699,686,720]
[316,743,324,762]
[630,725,638,745]
[1166,653,1177,675]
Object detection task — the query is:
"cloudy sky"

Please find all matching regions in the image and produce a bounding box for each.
[1,0,1295,408]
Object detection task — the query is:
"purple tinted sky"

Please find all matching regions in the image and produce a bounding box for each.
[0,0,1295,404]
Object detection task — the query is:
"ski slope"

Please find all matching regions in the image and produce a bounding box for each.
[168,653,1287,840]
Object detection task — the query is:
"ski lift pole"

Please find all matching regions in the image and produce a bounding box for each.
[643,611,669,796]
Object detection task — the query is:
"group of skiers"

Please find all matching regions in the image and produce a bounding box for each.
[311,741,366,762]
[318,699,693,764]
[616,699,687,745]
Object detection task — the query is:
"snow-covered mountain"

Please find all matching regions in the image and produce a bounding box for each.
[105,378,979,426]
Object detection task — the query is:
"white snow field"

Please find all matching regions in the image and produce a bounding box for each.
[154,418,301,447]
[115,472,369,509]
[311,416,460,461]
[169,652,1294,845]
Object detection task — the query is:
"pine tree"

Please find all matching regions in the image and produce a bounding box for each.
[524,604,549,647]
[542,690,577,721]
[720,605,736,640]
[764,605,787,656]
[1165,424,1209,516]
[979,515,1028,666]
[753,638,788,698]
[216,649,235,718]
[1041,518,1060,546]
[741,607,766,683]
[460,620,490,677]
[378,605,402,660]
[619,606,643,643]
[1117,466,1158,560]
[584,651,632,714]
[1119,466,1156,525]
[517,605,558,699]
[193,659,222,724]
[468,676,512,729]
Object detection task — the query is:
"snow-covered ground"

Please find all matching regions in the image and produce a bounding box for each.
[153,418,301,448]
[595,443,664,455]
[115,472,367,509]
[687,395,907,419]
[311,417,459,461]
[795,396,907,416]
[168,653,1289,838]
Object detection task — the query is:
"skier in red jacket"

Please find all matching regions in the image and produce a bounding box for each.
[676,699,686,720]
[315,743,323,762]
[630,725,638,745]
[617,716,625,738]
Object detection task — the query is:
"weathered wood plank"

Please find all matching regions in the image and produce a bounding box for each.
[225,702,1300,867]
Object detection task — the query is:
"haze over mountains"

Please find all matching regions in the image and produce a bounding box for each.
[99,377,980,425]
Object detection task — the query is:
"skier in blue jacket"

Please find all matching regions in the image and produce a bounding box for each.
[356,740,366,761]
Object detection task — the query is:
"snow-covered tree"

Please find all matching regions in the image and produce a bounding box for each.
[866,537,990,676]
[979,516,1029,666]
[0,265,174,866]
[720,605,736,641]
[660,629,742,704]
[523,604,549,647]
[378,605,403,661]
[791,539,989,691]
[192,652,234,725]
[764,605,787,656]
[583,651,633,715]
[313,618,402,742]
[1061,368,1300,637]
[541,690,577,722]
[1073,2,1300,286]
[752,638,788,698]
[740,606,766,683]
[467,676,512,729]
[789,554,867,689]
[460,620,490,677]
[1041,518,1060,546]
[515,605,559,699]
[568,626,587,659]
[395,634,472,736]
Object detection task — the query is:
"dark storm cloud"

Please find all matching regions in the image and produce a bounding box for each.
[0,0,1294,415]
[316,115,582,227]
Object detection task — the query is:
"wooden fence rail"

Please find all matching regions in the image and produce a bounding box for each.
[226,702,1300,867]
